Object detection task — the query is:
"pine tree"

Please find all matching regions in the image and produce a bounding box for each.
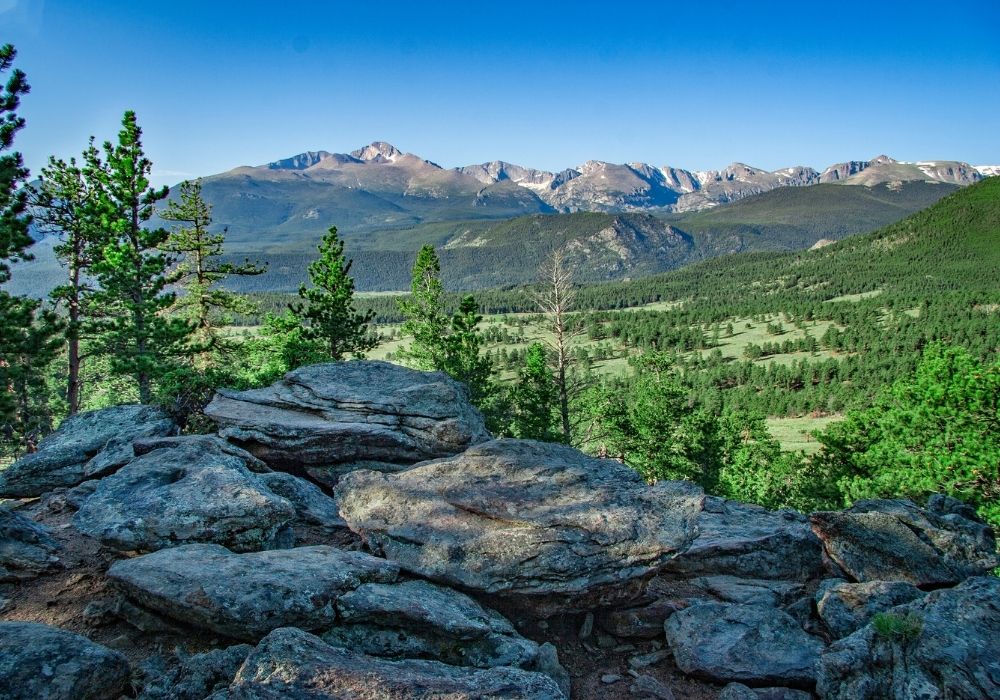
[160,179,264,366]
[88,111,191,404]
[397,244,450,369]
[508,342,559,441]
[291,226,375,360]
[442,295,493,403]
[34,140,106,414]
[0,44,31,278]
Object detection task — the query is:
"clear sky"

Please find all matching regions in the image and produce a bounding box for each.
[4,0,999,185]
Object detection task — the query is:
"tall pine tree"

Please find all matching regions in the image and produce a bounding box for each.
[88,111,191,404]
[160,179,264,366]
[291,226,375,360]
[397,245,450,370]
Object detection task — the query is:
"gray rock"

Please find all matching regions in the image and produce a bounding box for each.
[602,673,623,684]
[659,497,824,581]
[322,579,541,670]
[108,543,399,640]
[0,621,130,700]
[719,683,812,700]
[690,575,805,607]
[629,674,675,699]
[810,498,999,586]
[0,404,176,497]
[132,435,270,471]
[597,599,684,639]
[0,506,59,581]
[208,626,566,699]
[664,603,824,687]
[257,471,345,529]
[335,439,704,610]
[628,649,670,669]
[815,578,923,639]
[137,644,252,700]
[204,361,491,478]
[73,435,296,552]
[817,576,1000,699]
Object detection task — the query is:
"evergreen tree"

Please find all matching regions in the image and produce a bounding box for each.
[508,343,559,441]
[160,179,264,366]
[0,44,31,277]
[34,140,106,414]
[291,226,374,360]
[88,111,191,404]
[442,295,492,403]
[397,244,450,370]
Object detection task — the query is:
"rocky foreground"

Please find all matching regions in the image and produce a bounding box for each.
[1,361,997,699]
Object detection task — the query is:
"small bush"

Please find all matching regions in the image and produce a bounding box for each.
[872,611,923,642]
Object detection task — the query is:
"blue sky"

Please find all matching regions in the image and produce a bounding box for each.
[4,0,999,185]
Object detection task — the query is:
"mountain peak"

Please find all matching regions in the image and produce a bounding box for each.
[351,141,403,163]
[266,151,333,170]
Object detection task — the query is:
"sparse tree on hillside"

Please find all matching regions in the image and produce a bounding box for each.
[160,179,264,366]
[291,225,375,360]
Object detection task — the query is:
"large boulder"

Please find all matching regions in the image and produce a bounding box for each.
[810,497,999,586]
[0,621,130,700]
[204,361,491,481]
[664,603,824,688]
[108,543,399,640]
[335,439,704,610]
[815,579,924,639]
[0,506,60,581]
[137,645,252,700]
[73,436,296,552]
[658,497,825,581]
[0,405,176,498]
[817,576,1000,699]
[323,579,541,669]
[208,627,565,699]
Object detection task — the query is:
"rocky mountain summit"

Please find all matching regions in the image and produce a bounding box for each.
[1,361,998,699]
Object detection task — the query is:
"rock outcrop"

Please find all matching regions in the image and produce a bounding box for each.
[0,405,176,498]
[815,579,923,639]
[207,627,566,699]
[817,576,1000,699]
[0,621,130,700]
[0,506,60,581]
[204,361,491,482]
[109,544,399,639]
[73,436,297,552]
[810,497,999,586]
[335,439,704,610]
[664,603,824,688]
[137,645,252,700]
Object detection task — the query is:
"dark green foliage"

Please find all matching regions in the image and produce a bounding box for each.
[816,344,1000,527]
[86,111,192,404]
[0,43,31,280]
[160,179,264,364]
[872,612,923,642]
[231,311,327,387]
[291,226,375,360]
[397,245,450,370]
[506,343,560,441]
[441,295,493,404]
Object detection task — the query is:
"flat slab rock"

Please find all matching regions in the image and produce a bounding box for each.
[815,578,924,639]
[108,543,400,640]
[207,627,566,699]
[0,621,130,700]
[664,602,824,688]
[818,576,1000,699]
[0,505,60,581]
[73,435,301,552]
[810,495,999,586]
[335,439,704,608]
[658,496,824,581]
[137,644,252,700]
[204,361,491,476]
[0,404,176,498]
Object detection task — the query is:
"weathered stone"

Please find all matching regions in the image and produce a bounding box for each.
[629,674,675,699]
[0,405,176,497]
[322,579,540,669]
[664,603,824,687]
[0,621,130,700]
[810,498,999,586]
[689,575,804,607]
[208,626,566,699]
[597,599,685,639]
[815,578,924,639]
[204,361,491,477]
[73,435,296,552]
[137,645,252,700]
[335,439,704,610]
[628,649,670,669]
[719,683,812,700]
[256,471,345,529]
[817,576,1000,699]
[659,497,824,581]
[0,505,59,581]
[132,435,270,471]
[108,543,399,640]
